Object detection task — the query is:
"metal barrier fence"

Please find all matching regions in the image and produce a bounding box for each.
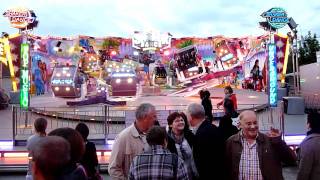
[302,93,320,110]
[12,105,107,144]
[12,102,284,143]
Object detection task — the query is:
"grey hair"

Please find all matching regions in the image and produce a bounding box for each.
[135,103,156,121]
[187,103,205,119]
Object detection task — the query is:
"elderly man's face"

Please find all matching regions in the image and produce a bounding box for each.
[143,109,157,131]
[240,112,259,139]
[186,111,194,127]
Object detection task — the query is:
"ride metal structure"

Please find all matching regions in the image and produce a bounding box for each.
[260,7,299,128]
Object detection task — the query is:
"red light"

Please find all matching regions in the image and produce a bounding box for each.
[164,50,170,56]
[110,50,117,56]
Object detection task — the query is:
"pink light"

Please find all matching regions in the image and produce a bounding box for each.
[110,50,117,56]
[164,50,170,56]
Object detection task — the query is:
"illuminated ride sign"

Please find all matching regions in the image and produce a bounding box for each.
[20,43,29,109]
[261,7,289,29]
[132,31,172,51]
[268,44,278,107]
[3,8,35,29]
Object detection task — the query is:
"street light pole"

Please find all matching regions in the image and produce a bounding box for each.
[292,42,297,95]
[295,37,300,94]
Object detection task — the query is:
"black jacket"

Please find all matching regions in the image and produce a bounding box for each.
[201,98,213,121]
[80,141,98,179]
[193,120,225,180]
[167,129,195,154]
[219,125,239,143]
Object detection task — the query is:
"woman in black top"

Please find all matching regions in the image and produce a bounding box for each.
[75,123,99,180]
[166,112,198,179]
[200,90,214,122]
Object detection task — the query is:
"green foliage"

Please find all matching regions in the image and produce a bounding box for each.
[177,39,194,49]
[102,39,120,50]
[298,31,320,66]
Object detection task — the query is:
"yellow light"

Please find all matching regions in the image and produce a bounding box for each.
[127,78,133,83]
[66,87,70,91]
[66,73,71,77]
[4,152,28,157]
[316,76,320,80]
[54,87,59,91]
[56,73,61,77]
[282,37,290,83]
[62,71,66,74]
[116,79,121,83]
[0,37,17,91]
[69,47,74,53]
[248,96,258,99]
[224,49,228,53]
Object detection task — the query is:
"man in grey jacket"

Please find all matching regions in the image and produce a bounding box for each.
[108,103,157,180]
[297,112,320,180]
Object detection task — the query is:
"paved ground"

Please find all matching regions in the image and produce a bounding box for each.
[0,172,110,179]
[0,167,299,179]
[30,87,268,111]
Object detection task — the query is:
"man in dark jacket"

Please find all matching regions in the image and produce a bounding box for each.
[225,110,296,180]
[186,103,224,179]
[297,111,320,180]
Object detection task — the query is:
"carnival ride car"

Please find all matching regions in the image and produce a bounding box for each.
[51,65,82,98]
[175,45,206,83]
[0,88,9,110]
[107,68,138,98]
[152,65,167,85]
[213,38,239,70]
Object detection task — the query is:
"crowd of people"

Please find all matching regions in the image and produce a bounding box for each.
[26,102,320,180]
[26,119,100,180]
[108,103,298,180]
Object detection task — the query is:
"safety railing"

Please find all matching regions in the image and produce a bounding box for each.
[12,102,282,144]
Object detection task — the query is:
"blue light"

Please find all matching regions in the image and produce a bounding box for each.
[51,79,74,85]
[221,53,234,62]
[268,44,277,107]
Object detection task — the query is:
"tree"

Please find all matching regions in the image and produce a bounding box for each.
[298,31,320,66]
[177,39,193,49]
[102,38,120,50]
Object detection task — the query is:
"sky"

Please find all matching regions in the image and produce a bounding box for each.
[1,0,320,38]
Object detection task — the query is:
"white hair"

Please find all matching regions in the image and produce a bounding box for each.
[187,103,205,119]
[135,103,156,121]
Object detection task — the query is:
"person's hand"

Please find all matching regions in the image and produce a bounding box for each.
[266,127,281,137]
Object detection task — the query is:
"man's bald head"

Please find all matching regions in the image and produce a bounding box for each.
[239,110,257,123]
[239,110,259,140]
